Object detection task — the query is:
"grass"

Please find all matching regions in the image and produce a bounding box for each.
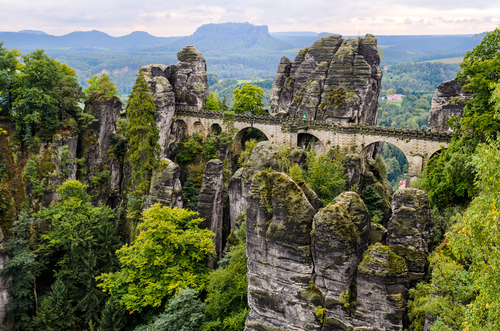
[421,57,463,64]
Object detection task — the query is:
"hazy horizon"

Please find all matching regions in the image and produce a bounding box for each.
[0,0,498,37]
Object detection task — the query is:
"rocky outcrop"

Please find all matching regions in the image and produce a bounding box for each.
[269,34,382,125]
[386,188,433,285]
[141,64,176,158]
[228,141,317,228]
[355,243,409,330]
[80,94,122,206]
[245,182,413,331]
[311,192,371,330]
[245,170,319,331]
[197,159,225,266]
[428,79,470,132]
[147,159,183,209]
[141,45,209,158]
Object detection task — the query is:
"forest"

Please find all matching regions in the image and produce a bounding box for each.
[0,27,499,331]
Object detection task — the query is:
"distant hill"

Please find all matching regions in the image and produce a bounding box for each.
[0,30,181,52]
[143,23,294,53]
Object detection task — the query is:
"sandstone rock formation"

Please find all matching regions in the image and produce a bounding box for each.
[80,94,122,206]
[386,188,433,285]
[428,79,470,132]
[245,170,319,331]
[270,34,382,125]
[141,45,209,158]
[197,159,226,266]
[355,243,409,330]
[147,159,183,209]
[245,179,412,331]
[228,141,316,228]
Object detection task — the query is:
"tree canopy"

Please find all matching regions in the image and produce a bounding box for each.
[97,204,215,314]
[231,83,265,115]
[84,73,120,98]
[126,71,160,193]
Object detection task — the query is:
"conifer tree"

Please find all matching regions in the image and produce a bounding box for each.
[126,72,160,194]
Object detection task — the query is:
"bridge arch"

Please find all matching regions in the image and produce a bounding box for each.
[193,121,205,135]
[297,132,326,154]
[210,123,222,135]
[361,142,409,189]
[233,127,269,154]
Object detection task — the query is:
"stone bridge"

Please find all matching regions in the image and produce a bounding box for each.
[174,109,452,185]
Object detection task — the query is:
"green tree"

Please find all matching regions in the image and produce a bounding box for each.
[97,204,215,314]
[11,49,82,145]
[37,180,120,329]
[134,288,207,331]
[32,280,76,331]
[84,73,119,97]
[202,222,249,331]
[232,83,265,115]
[204,91,221,111]
[305,148,346,205]
[360,185,384,222]
[100,297,126,331]
[0,210,38,331]
[126,72,160,193]
[420,28,500,208]
[0,42,20,115]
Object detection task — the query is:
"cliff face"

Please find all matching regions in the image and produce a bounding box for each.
[428,79,470,132]
[243,161,432,330]
[141,45,209,158]
[270,34,382,125]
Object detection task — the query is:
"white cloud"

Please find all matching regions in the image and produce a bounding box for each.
[0,0,498,36]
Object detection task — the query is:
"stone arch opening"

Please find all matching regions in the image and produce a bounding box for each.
[233,127,269,155]
[193,121,204,135]
[361,142,409,191]
[210,123,222,135]
[297,133,326,155]
[168,119,188,157]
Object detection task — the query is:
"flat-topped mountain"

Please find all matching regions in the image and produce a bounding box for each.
[142,22,293,53]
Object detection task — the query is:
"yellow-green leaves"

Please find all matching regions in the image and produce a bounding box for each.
[97,204,215,313]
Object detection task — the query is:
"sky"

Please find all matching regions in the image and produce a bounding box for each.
[0,0,498,37]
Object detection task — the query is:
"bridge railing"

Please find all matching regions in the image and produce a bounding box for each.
[174,109,453,143]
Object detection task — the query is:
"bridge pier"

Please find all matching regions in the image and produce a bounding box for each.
[407,154,424,187]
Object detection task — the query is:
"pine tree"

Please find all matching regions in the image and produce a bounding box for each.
[126,72,160,194]
[100,297,126,331]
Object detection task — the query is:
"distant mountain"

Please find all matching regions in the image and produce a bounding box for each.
[18,30,48,35]
[0,30,182,52]
[270,31,335,48]
[145,23,293,53]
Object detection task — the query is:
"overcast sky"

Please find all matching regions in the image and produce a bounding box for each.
[0,0,498,36]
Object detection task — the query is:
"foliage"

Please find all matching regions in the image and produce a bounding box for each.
[89,170,111,187]
[409,137,500,330]
[37,180,120,329]
[0,210,38,331]
[237,138,258,166]
[456,28,500,139]
[32,279,77,330]
[126,72,160,193]
[420,29,500,209]
[182,174,200,212]
[84,73,119,98]
[177,132,204,163]
[10,49,83,145]
[204,91,221,111]
[97,204,215,313]
[314,306,325,324]
[202,221,248,331]
[360,185,384,222]
[382,62,460,92]
[408,249,473,331]
[134,288,206,331]
[99,296,126,331]
[232,83,265,115]
[305,148,346,205]
[289,163,304,183]
[0,42,20,115]
[25,158,43,197]
[377,92,432,130]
